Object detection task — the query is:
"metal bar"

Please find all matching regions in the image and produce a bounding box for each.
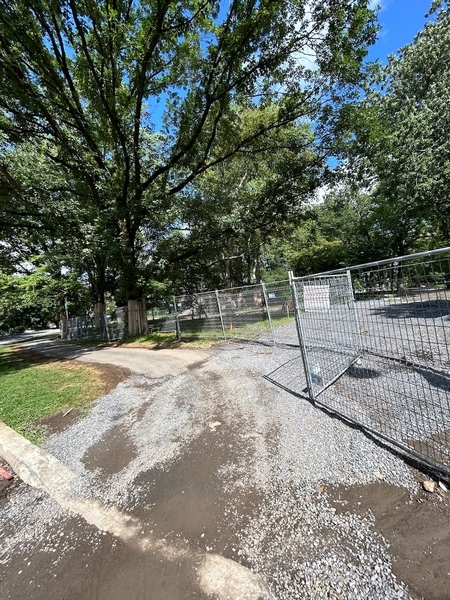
[215,290,226,340]
[314,355,361,399]
[346,269,363,356]
[289,271,316,403]
[261,281,276,346]
[291,246,450,281]
[104,312,110,342]
[173,296,181,341]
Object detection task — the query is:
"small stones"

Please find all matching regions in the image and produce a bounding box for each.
[208,421,222,432]
[3,341,420,599]
[422,480,436,493]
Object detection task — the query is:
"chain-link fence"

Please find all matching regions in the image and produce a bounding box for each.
[290,247,450,476]
[173,281,295,344]
[60,307,129,341]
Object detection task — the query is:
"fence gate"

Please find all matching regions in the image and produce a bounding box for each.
[289,248,450,478]
[289,272,362,401]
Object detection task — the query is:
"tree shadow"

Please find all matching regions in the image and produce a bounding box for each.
[371,299,450,319]
[0,345,64,377]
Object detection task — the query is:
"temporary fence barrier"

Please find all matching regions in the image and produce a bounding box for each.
[173,281,296,345]
[60,307,129,341]
[289,247,450,477]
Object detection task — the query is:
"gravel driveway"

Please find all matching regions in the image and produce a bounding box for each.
[0,338,449,599]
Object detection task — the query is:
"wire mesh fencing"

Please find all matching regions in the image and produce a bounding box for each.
[173,281,296,344]
[173,291,225,340]
[290,247,450,476]
[218,284,271,342]
[60,309,127,342]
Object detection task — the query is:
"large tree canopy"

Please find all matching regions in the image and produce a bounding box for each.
[0,0,377,331]
[344,0,450,254]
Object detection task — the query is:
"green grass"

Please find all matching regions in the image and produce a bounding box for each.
[122,331,219,349]
[0,345,103,443]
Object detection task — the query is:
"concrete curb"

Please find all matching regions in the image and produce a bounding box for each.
[0,421,73,494]
[0,422,271,599]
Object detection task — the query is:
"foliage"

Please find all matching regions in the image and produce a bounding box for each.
[345,1,450,254]
[0,262,90,332]
[157,115,324,291]
[0,0,378,315]
[260,185,384,275]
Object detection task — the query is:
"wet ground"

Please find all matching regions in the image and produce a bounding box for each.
[1,340,449,599]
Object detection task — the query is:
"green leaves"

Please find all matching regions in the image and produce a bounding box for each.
[337,2,450,256]
[0,0,377,307]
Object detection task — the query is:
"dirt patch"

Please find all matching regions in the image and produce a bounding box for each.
[82,423,138,475]
[328,480,450,600]
[187,358,209,371]
[0,465,21,508]
[34,362,131,437]
[84,361,132,393]
[2,512,211,600]
[131,424,262,567]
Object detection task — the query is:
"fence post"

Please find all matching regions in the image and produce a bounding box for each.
[261,281,276,346]
[173,296,181,341]
[215,290,226,340]
[103,312,111,342]
[346,269,362,357]
[289,270,316,404]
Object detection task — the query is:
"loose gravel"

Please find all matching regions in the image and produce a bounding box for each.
[1,337,421,599]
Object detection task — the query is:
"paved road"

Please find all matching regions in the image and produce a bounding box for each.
[20,338,212,377]
[0,329,58,346]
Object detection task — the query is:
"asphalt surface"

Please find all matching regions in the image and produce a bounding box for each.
[20,337,212,378]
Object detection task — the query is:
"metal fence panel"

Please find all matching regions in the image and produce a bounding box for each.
[174,291,225,340]
[175,281,296,344]
[291,248,450,476]
[60,307,131,341]
[217,284,271,343]
[264,281,297,346]
[60,314,114,341]
[290,273,362,399]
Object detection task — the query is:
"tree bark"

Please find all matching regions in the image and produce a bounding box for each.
[127,297,148,336]
[94,302,105,328]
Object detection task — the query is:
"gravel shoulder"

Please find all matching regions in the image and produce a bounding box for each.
[0,339,449,599]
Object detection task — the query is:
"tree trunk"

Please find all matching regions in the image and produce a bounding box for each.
[94,302,105,328]
[127,297,148,336]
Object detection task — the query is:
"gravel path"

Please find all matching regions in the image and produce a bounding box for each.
[0,338,426,599]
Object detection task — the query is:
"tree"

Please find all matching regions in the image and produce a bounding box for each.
[260,183,395,276]
[345,1,450,254]
[0,0,377,333]
[158,111,324,291]
[0,260,90,332]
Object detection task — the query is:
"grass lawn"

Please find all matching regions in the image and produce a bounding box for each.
[0,345,103,443]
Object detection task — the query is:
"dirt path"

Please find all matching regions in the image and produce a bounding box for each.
[21,337,213,377]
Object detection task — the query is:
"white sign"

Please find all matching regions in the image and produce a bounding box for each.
[304,285,330,312]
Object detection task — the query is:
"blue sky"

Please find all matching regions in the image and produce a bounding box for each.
[368,0,434,62]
